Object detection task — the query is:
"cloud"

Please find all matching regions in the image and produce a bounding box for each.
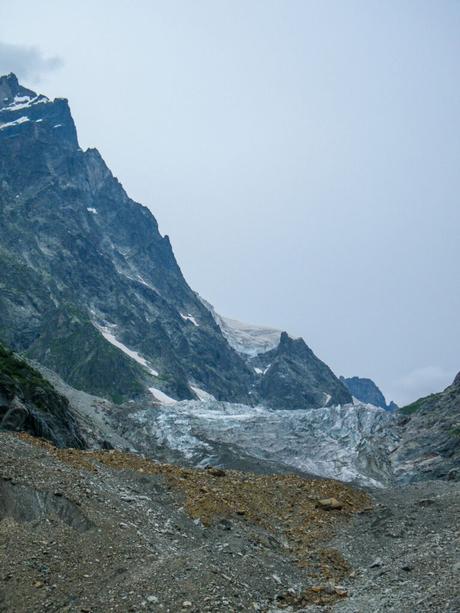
[0,42,62,82]
[390,365,456,407]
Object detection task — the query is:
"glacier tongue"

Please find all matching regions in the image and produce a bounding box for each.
[129,400,397,487]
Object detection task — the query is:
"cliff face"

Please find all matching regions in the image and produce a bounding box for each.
[0,343,85,448]
[340,376,397,411]
[0,73,349,409]
[393,375,460,482]
[0,73,252,403]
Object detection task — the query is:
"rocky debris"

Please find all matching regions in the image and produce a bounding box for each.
[0,431,370,613]
[0,432,459,612]
[330,480,460,612]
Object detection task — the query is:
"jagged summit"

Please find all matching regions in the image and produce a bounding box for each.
[0,73,77,152]
[0,73,37,108]
[340,375,397,411]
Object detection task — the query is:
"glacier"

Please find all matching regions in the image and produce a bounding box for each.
[128,400,398,487]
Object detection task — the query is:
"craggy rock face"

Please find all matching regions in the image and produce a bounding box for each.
[340,376,396,411]
[0,344,85,448]
[394,379,460,482]
[0,73,349,409]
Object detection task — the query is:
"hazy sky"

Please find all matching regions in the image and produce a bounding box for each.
[1,1,459,405]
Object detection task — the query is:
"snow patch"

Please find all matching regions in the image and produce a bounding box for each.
[3,94,49,112]
[94,323,159,376]
[190,385,216,401]
[198,298,281,356]
[149,387,177,405]
[180,313,199,327]
[0,116,30,130]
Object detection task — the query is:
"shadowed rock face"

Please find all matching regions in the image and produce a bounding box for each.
[340,376,397,411]
[0,73,348,409]
[0,344,85,448]
[251,333,352,409]
[393,374,460,482]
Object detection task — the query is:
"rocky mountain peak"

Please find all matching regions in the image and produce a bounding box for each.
[0,74,77,148]
[0,73,38,109]
[340,375,396,411]
[453,371,460,388]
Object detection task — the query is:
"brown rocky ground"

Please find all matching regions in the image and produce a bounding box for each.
[0,432,369,612]
[1,433,458,613]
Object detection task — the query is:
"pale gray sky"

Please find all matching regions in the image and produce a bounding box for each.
[1,1,459,405]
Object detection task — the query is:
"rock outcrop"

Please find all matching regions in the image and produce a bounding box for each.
[392,374,460,482]
[340,376,397,411]
[0,343,85,448]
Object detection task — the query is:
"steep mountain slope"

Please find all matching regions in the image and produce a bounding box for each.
[340,376,397,411]
[392,373,460,482]
[0,73,252,403]
[251,333,352,409]
[0,73,349,409]
[0,343,85,448]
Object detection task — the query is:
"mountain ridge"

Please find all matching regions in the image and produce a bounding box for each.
[0,73,351,409]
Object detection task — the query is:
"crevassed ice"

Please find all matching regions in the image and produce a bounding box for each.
[130,400,396,487]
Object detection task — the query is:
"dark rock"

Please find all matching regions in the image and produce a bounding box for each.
[340,376,397,411]
[252,333,352,410]
[0,344,85,448]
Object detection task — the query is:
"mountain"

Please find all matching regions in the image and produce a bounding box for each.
[0,73,351,409]
[0,342,85,448]
[392,373,460,482]
[340,376,397,411]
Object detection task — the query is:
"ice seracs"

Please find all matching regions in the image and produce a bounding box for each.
[129,399,396,487]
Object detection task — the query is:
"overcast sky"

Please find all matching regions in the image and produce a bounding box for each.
[1,1,459,405]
